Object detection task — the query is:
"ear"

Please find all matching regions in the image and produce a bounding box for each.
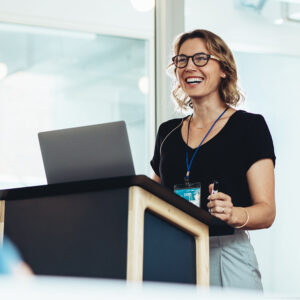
[221,73,226,78]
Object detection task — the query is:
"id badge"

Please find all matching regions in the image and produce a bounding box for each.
[174,182,201,207]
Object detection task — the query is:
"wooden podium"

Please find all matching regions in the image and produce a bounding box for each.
[0,175,233,285]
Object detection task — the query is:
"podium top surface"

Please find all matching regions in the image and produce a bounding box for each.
[0,175,233,236]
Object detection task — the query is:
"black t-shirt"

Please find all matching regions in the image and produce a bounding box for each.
[150,110,276,211]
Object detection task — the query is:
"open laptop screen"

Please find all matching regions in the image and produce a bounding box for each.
[38,121,135,184]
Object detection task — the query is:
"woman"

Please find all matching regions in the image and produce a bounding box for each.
[150,29,275,290]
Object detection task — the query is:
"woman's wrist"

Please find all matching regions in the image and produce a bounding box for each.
[231,207,250,228]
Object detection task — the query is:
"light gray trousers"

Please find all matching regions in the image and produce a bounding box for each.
[209,229,263,291]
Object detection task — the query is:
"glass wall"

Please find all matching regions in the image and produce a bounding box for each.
[0,5,154,188]
[185,0,300,294]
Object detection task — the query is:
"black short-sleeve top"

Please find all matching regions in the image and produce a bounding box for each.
[150,110,276,210]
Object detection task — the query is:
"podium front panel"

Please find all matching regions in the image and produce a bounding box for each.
[5,188,129,279]
[143,210,196,284]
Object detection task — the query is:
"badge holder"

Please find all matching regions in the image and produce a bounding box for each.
[174,180,201,208]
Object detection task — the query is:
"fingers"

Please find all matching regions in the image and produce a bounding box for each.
[207,199,228,209]
[208,192,230,201]
[208,201,229,214]
[210,206,227,214]
[208,183,214,194]
[207,183,234,223]
[207,192,233,221]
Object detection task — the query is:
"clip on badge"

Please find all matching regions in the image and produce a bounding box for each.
[174,180,201,207]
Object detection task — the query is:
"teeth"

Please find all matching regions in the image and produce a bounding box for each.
[186,77,203,84]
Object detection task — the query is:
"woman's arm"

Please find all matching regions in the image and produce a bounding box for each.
[207,158,275,229]
[243,158,275,229]
[152,173,162,184]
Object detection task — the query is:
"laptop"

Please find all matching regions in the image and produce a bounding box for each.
[38,121,135,184]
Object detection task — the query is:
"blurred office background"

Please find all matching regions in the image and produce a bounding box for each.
[0,0,155,186]
[0,0,299,296]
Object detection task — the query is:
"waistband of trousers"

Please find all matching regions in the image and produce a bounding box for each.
[209,229,249,248]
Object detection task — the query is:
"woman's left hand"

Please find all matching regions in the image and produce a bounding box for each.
[207,183,234,225]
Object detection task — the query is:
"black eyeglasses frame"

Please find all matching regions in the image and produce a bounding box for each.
[171,52,220,68]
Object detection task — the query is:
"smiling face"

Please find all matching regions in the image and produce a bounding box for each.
[176,38,225,102]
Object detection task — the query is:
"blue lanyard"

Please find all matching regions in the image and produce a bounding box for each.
[185,107,228,182]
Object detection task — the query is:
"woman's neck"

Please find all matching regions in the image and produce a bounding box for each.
[191,98,228,127]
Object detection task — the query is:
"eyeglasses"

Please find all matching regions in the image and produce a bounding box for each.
[172,52,220,68]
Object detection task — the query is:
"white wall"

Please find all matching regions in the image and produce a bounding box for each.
[0,0,153,38]
[186,0,300,56]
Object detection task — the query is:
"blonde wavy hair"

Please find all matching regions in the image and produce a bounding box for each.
[169,29,244,111]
